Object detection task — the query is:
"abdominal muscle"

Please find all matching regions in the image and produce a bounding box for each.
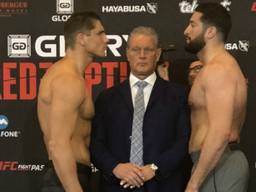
[189,109,209,153]
[189,110,240,153]
[71,119,91,166]
[45,118,91,166]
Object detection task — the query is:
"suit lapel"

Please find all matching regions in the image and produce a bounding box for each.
[118,79,133,114]
[146,77,165,114]
[118,79,134,156]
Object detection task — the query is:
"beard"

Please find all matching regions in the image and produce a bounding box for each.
[184,33,206,54]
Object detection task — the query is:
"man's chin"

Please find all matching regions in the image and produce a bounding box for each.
[184,40,205,54]
[95,52,107,58]
[136,70,154,77]
[184,45,200,54]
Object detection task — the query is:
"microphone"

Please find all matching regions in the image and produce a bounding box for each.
[161,44,176,52]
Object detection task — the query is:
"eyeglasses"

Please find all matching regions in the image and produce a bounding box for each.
[188,65,203,73]
[129,47,157,55]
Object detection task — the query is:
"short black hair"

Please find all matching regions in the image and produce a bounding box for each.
[64,11,102,48]
[195,2,231,41]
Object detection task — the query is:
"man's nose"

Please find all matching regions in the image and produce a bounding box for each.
[139,49,146,58]
[184,25,190,36]
[105,36,109,43]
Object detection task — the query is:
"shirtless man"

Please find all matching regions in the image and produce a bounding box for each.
[37,12,108,192]
[183,3,249,192]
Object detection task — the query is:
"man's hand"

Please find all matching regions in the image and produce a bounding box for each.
[140,164,155,182]
[113,163,144,188]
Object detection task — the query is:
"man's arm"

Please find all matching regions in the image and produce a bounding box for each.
[186,64,236,192]
[47,76,84,192]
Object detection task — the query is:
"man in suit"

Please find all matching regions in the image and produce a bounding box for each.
[90,26,190,192]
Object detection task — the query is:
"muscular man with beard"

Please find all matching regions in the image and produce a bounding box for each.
[183,3,249,192]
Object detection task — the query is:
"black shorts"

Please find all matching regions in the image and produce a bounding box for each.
[41,161,92,192]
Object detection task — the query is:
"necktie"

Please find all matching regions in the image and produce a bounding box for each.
[130,80,148,166]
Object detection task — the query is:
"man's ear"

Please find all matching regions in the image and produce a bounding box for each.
[76,32,84,46]
[126,47,131,62]
[156,48,162,62]
[76,32,90,46]
[205,26,217,40]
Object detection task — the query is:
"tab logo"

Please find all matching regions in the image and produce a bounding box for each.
[8,34,31,58]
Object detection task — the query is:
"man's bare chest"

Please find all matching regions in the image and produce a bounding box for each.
[189,81,205,110]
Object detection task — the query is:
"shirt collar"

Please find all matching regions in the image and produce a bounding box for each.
[129,72,157,88]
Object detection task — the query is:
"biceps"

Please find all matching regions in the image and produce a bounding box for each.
[48,101,79,140]
[206,90,235,131]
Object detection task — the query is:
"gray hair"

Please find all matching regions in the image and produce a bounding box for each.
[127,26,159,48]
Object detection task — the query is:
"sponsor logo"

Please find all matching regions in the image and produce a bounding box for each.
[220,0,232,11]
[146,3,158,14]
[225,40,250,52]
[52,0,73,22]
[56,0,73,14]
[6,34,129,58]
[238,40,250,52]
[0,1,29,17]
[14,34,128,58]
[107,35,128,57]
[8,34,31,58]
[0,161,45,172]
[0,130,21,138]
[0,61,128,100]
[91,163,99,173]
[0,115,8,130]
[101,2,158,14]
[251,2,256,12]
[179,0,231,14]
[35,35,65,57]
[179,0,198,14]
[0,115,21,138]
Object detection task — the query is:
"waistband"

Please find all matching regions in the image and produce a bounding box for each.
[45,160,92,174]
[228,141,241,150]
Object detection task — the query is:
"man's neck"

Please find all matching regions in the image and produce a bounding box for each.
[65,48,93,76]
[197,42,225,65]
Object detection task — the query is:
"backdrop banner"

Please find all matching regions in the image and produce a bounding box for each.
[0,0,255,191]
